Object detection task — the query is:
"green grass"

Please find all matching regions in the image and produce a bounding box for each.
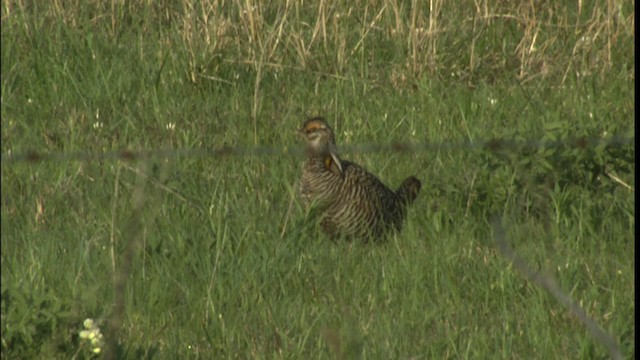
[1,1,634,359]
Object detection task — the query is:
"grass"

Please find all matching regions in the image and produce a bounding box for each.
[1,1,634,359]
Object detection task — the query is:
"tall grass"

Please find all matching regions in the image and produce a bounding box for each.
[1,1,634,359]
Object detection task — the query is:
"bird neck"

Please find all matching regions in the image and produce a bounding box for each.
[307,152,344,177]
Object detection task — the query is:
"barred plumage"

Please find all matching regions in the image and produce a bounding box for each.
[299,117,421,241]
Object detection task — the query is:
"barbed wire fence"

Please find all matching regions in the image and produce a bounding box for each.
[2,134,634,164]
[492,216,624,360]
[2,134,633,359]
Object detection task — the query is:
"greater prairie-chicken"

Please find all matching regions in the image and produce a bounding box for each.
[299,117,421,241]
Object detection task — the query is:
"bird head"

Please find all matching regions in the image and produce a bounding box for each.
[299,117,343,176]
[298,117,337,155]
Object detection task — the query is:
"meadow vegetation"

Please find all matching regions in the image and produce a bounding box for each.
[1,0,634,358]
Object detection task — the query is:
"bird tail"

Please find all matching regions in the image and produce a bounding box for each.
[396,176,421,205]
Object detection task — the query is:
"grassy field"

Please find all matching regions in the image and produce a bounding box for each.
[1,1,634,359]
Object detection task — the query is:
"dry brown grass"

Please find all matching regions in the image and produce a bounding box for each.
[2,0,635,82]
[171,0,632,82]
[4,0,630,86]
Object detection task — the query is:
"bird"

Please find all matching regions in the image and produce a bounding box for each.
[298,117,421,241]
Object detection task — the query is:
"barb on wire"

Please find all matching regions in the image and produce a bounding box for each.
[492,216,623,360]
[0,135,633,164]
